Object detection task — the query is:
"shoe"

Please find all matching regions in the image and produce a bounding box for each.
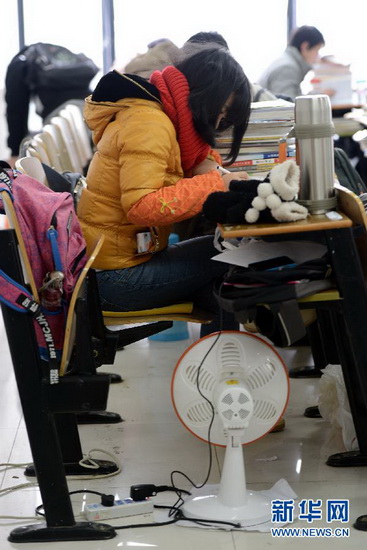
[98,372,123,384]
[270,417,285,433]
[304,405,322,418]
[243,321,259,333]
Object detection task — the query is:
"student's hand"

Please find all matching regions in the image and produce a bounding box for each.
[192,159,219,175]
[222,171,249,190]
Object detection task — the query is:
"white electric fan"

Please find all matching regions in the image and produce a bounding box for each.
[171,330,289,527]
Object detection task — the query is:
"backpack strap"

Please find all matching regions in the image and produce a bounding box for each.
[0,166,14,193]
[0,270,38,314]
[0,271,60,384]
[47,224,63,272]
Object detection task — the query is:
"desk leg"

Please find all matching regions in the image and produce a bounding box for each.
[325,227,367,465]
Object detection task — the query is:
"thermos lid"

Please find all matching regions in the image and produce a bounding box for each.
[295,94,332,125]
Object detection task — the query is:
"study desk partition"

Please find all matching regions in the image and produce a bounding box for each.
[219,207,367,467]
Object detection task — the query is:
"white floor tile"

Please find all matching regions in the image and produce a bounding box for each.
[1,322,367,548]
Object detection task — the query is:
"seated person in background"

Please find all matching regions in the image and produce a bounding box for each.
[122,38,180,78]
[257,25,334,101]
[5,42,98,166]
[121,31,277,102]
[78,47,252,337]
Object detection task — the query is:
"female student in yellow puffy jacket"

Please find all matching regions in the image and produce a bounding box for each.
[78,47,251,336]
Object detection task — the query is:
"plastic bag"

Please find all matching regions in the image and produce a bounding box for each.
[318,364,358,451]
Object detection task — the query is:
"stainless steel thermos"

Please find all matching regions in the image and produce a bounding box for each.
[295,95,337,214]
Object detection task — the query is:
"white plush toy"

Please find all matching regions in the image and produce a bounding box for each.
[203,159,309,225]
[245,160,308,223]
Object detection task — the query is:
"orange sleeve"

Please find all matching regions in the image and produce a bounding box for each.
[127,170,226,226]
[208,148,223,165]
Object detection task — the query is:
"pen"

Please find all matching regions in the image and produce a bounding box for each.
[217,165,231,175]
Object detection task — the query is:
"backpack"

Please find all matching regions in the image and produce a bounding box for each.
[214,256,333,346]
[0,165,87,382]
[334,147,367,195]
[25,42,99,91]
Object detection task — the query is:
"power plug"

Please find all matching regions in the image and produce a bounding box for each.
[84,498,153,521]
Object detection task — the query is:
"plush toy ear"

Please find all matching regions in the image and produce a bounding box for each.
[270,160,300,201]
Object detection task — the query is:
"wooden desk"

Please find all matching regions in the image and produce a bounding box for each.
[219,211,352,239]
[219,209,367,466]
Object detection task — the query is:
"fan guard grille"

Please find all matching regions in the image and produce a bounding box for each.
[171,331,289,446]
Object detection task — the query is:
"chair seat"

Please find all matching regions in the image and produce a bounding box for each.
[297,289,341,304]
[102,302,213,325]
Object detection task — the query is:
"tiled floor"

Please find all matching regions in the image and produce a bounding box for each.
[1,318,367,548]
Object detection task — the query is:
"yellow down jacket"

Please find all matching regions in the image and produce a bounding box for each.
[78,96,226,270]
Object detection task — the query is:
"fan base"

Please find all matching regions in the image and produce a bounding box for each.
[182,491,271,527]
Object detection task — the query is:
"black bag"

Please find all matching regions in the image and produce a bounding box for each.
[334,147,367,194]
[41,164,86,210]
[26,43,99,91]
[214,256,333,346]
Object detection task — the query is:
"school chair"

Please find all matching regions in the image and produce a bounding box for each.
[59,106,92,170]
[31,131,64,172]
[50,116,83,173]
[64,103,93,162]
[10,157,214,426]
[15,156,49,187]
[0,188,119,470]
[43,122,74,172]
[0,192,118,542]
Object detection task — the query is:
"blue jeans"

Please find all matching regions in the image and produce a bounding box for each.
[96,236,238,337]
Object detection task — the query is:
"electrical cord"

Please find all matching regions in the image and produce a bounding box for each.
[0,481,39,496]
[111,505,240,530]
[168,296,225,513]
[0,448,121,521]
[77,448,122,477]
[130,484,191,500]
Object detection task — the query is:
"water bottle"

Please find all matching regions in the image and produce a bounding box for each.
[295,95,337,214]
[39,271,64,311]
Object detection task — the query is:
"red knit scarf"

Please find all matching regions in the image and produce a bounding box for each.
[150,66,210,172]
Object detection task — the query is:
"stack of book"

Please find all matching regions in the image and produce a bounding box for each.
[310,56,353,107]
[216,99,296,177]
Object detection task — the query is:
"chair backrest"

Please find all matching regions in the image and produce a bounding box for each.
[33,132,63,172]
[0,190,39,300]
[43,123,74,172]
[59,108,89,169]
[15,156,49,188]
[64,103,93,162]
[26,137,52,165]
[50,116,83,173]
[60,235,104,375]
[336,183,367,278]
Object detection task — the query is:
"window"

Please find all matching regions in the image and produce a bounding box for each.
[113,0,289,83]
[296,0,367,84]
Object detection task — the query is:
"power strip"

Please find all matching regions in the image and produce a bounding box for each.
[84,498,153,521]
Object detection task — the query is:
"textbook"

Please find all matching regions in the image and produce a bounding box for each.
[249,99,295,122]
[229,155,295,168]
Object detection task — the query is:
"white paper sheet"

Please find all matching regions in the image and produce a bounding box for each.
[212,239,327,268]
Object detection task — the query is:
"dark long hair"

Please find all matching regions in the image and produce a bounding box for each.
[175,47,251,165]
